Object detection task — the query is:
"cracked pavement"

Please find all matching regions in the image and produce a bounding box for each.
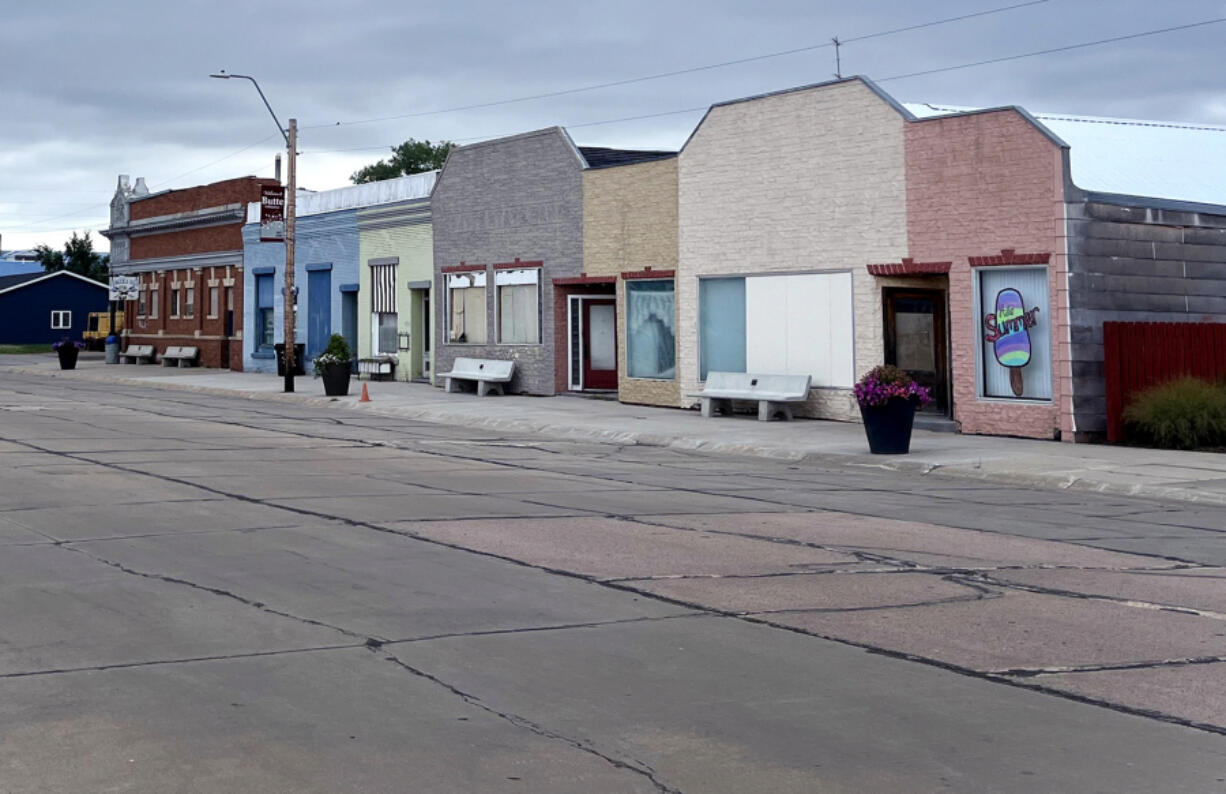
[1,371,1224,792]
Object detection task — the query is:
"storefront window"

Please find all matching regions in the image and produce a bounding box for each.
[376,312,398,354]
[699,278,746,380]
[255,273,274,350]
[978,267,1051,400]
[627,280,675,379]
[447,271,487,344]
[496,268,539,344]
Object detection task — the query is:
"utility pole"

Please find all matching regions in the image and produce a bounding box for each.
[283,118,297,393]
[209,71,298,392]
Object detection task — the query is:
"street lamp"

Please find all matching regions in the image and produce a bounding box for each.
[210,70,298,393]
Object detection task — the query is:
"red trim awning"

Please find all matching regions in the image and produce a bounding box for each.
[441,262,487,274]
[968,249,1051,267]
[621,268,675,280]
[553,275,616,286]
[867,258,951,276]
[493,258,544,270]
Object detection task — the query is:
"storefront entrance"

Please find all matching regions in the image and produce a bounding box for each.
[567,295,617,391]
[883,288,949,415]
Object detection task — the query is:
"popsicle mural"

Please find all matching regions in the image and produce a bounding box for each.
[983,288,1040,397]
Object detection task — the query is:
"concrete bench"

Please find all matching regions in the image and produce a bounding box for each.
[119,344,155,365]
[160,346,199,368]
[688,372,812,421]
[357,357,396,381]
[438,357,514,397]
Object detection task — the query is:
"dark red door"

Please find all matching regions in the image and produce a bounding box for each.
[582,299,617,390]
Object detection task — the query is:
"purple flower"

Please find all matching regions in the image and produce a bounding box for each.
[854,365,932,407]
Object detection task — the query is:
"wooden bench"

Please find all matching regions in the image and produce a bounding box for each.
[118,344,156,365]
[438,357,514,397]
[688,372,812,421]
[358,357,396,381]
[160,346,199,368]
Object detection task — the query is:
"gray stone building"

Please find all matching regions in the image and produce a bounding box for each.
[431,127,672,395]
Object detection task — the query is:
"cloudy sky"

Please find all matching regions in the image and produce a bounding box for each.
[3,0,1224,254]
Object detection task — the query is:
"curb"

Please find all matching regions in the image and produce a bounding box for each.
[6,364,1225,507]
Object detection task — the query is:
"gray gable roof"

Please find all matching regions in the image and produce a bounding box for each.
[578,147,677,169]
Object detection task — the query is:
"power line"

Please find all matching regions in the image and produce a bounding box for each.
[303,15,1225,158]
[879,16,1226,83]
[300,0,1049,132]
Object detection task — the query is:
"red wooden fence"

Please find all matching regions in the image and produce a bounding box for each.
[1103,321,1226,442]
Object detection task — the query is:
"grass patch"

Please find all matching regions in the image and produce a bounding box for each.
[1124,377,1226,450]
[0,343,52,355]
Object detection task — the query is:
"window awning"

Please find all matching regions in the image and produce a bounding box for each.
[866,258,951,276]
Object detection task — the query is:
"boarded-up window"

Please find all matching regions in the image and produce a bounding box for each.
[699,272,854,387]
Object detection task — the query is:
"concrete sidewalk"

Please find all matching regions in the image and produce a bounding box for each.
[5,352,1226,505]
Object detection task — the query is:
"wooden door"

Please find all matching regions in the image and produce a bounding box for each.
[883,288,949,415]
[582,299,617,390]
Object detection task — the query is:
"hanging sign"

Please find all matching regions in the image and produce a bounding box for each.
[109,275,139,301]
[983,288,1039,397]
[260,185,286,242]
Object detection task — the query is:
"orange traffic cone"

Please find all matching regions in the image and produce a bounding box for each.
[359,383,371,403]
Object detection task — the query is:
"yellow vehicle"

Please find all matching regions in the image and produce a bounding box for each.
[83,311,124,349]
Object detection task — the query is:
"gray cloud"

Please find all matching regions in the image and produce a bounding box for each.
[3,0,1223,251]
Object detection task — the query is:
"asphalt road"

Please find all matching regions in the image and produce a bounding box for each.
[1,372,1223,792]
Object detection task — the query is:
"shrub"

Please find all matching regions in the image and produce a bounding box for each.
[313,333,353,375]
[1123,377,1226,450]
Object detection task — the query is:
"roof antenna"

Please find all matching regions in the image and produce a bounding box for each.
[832,36,842,79]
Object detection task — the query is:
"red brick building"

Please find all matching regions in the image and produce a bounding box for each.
[102,175,278,369]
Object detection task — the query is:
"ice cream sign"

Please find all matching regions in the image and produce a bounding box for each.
[983,288,1040,397]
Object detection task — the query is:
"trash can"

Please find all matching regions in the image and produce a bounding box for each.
[274,343,306,376]
[104,335,120,365]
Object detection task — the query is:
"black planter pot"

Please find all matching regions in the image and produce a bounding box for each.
[56,346,79,370]
[321,361,352,396]
[859,397,919,454]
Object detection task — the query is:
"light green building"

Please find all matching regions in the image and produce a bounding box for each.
[356,171,437,381]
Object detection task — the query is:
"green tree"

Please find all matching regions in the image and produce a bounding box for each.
[36,231,108,280]
[350,138,454,184]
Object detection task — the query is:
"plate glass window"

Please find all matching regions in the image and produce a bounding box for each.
[496,268,540,344]
[977,267,1051,400]
[626,280,675,379]
[447,271,487,344]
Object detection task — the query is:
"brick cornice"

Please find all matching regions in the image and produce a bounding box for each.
[552,275,616,286]
[441,262,487,273]
[866,258,951,276]
[968,248,1051,267]
[493,258,543,270]
[621,268,675,280]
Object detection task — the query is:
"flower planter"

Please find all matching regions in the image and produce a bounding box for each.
[56,346,80,370]
[320,361,352,397]
[859,396,918,454]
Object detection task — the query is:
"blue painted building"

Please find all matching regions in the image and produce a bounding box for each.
[242,176,436,374]
[0,271,109,344]
[241,197,359,373]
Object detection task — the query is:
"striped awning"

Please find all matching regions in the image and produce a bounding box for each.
[371,262,397,313]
